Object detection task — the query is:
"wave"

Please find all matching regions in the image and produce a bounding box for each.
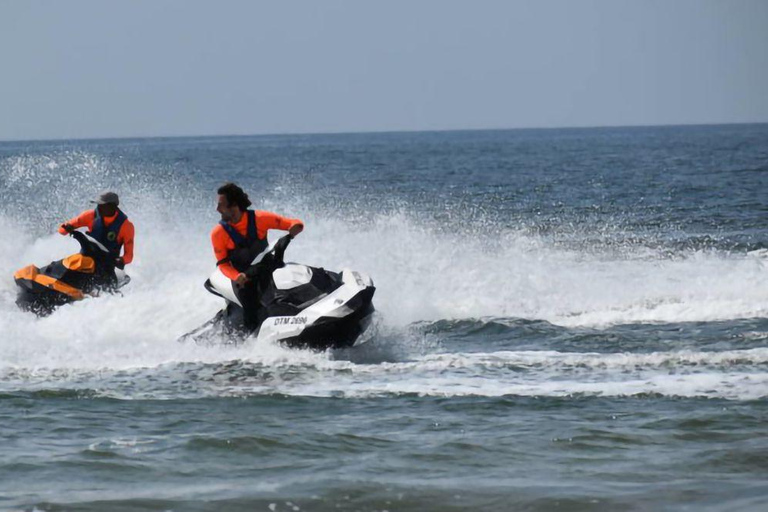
[2,348,766,401]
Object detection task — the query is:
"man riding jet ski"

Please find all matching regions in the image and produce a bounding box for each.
[14,191,134,315]
[180,234,376,349]
[179,183,375,349]
[58,191,135,270]
[14,230,130,316]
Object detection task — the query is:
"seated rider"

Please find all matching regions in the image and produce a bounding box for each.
[211,183,303,323]
[59,191,135,271]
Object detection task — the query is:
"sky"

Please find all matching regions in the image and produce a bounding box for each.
[1,0,767,141]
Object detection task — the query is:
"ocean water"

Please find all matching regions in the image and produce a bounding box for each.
[0,125,767,511]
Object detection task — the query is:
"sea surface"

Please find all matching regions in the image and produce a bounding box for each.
[1,125,767,511]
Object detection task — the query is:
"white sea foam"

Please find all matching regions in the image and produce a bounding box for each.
[2,347,765,401]
[3,209,766,366]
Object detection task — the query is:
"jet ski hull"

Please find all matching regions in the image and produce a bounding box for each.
[15,272,80,316]
[278,288,375,350]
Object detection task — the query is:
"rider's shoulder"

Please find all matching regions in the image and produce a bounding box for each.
[211,223,227,237]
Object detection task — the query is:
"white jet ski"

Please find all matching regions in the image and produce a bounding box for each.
[180,235,375,350]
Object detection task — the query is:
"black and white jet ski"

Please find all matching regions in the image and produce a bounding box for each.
[180,235,375,350]
[14,230,130,316]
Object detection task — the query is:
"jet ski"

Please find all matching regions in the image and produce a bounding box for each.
[180,235,375,350]
[14,230,130,316]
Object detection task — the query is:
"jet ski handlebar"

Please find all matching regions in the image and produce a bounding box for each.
[272,234,292,265]
[244,234,292,278]
[69,230,113,264]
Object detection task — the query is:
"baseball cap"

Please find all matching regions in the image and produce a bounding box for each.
[91,191,120,205]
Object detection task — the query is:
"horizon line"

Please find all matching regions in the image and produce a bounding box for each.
[1,120,767,145]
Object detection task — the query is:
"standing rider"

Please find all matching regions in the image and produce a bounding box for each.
[59,191,135,269]
[212,182,303,288]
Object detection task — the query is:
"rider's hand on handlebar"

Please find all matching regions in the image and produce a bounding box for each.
[235,273,249,287]
[61,223,75,234]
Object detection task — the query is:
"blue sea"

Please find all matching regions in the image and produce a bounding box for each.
[1,124,767,511]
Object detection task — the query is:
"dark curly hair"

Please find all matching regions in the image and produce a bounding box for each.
[217,182,252,210]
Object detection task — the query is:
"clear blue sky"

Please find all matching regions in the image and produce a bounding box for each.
[1,0,767,141]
